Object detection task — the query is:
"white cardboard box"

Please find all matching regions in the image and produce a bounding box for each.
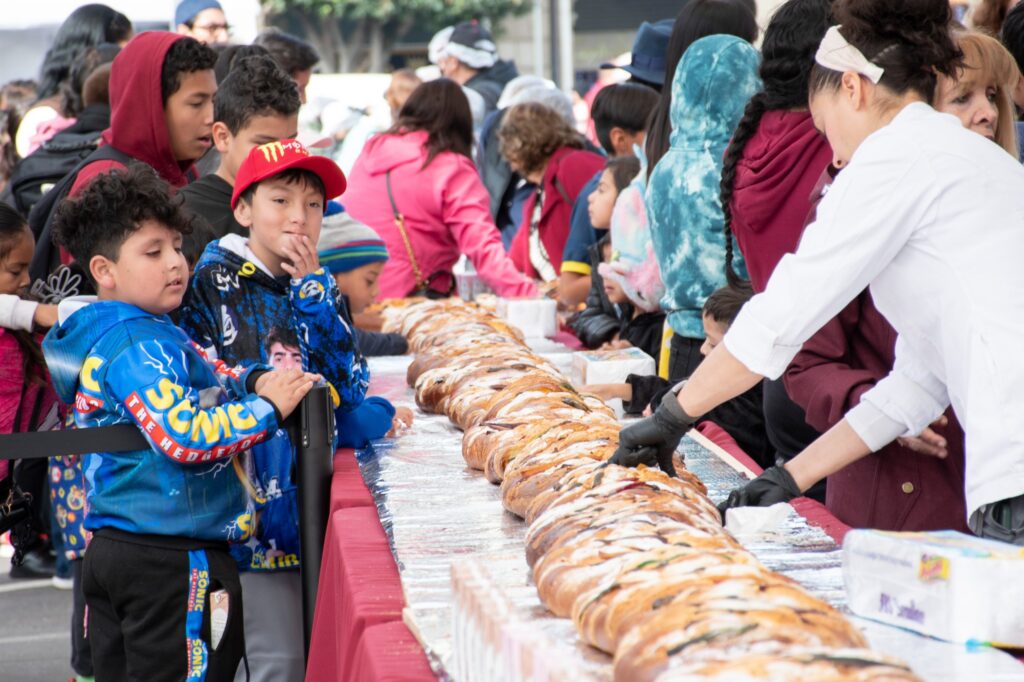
[570,347,656,387]
[496,298,558,338]
[843,529,1024,647]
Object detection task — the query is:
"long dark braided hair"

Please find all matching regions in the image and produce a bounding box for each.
[720,0,835,286]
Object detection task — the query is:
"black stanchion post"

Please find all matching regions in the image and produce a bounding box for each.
[295,385,335,660]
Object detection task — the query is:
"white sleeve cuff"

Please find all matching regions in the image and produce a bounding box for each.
[845,364,948,451]
[722,309,803,380]
[846,401,907,451]
[0,295,38,332]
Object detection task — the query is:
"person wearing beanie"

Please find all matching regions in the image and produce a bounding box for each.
[175,0,230,44]
[431,20,519,112]
[317,214,410,357]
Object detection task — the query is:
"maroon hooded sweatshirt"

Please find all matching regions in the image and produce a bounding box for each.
[70,32,198,195]
[783,170,968,533]
[729,111,831,293]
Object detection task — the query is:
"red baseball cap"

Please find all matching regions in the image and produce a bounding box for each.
[231,138,347,210]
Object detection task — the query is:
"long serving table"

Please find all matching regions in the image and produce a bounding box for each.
[306,345,1024,681]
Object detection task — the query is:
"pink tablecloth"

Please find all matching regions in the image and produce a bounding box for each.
[306,453,436,682]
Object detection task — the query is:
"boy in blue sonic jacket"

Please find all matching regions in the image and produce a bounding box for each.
[178,139,367,681]
[41,164,318,682]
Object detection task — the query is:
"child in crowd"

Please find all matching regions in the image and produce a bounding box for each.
[0,206,95,678]
[180,54,300,244]
[317,219,414,446]
[31,32,217,303]
[586,283,771,466]
[317,218,409,356]
[571,156,648,348]
[559,82,659,307]
[179,139,367,681]
[0,202,61,564]
[42,164,314,682]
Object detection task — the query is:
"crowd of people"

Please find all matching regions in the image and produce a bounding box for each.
[2,0,1024,680]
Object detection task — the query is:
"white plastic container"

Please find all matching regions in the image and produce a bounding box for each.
[843,529,1024,647]
[496,297,558,338]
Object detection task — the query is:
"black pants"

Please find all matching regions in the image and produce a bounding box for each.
[71,558,92,676]
[762,379,826,503]
[667,334,705,383]
[83,530,245,682]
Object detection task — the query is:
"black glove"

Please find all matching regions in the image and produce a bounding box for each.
[610,389,696,477]
[716,465,803,519]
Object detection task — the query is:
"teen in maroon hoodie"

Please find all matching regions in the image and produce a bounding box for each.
[70,31,216,195]
[29,32,216,304]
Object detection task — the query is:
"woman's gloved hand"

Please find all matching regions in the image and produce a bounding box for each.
[716,465,803,519]
[610,389,697,477]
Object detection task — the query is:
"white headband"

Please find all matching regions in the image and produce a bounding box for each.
[815,25,885,84]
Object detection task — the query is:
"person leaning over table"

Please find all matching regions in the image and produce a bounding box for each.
[610,0,1024,546]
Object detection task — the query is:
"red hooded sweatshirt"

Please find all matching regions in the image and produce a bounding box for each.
[70,32,199,195]
[509,147,605,280]
[729,110,831,292]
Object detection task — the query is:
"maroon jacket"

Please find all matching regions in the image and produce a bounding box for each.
[509,147,605,279]
[782,170,968,532]
[730,111,831,293]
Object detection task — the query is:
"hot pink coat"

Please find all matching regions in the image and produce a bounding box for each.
[344,130,538,299]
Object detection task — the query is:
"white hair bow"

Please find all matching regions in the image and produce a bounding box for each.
[815,25,885,84]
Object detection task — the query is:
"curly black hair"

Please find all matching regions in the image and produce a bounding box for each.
[161,37,217,104]
[214,54,301,135]
[52,163,194,281]
[253,30,320,76]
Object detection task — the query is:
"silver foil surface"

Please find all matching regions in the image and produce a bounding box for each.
[357,352,1024,681]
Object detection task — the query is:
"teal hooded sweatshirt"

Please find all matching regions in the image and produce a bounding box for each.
[646,35,761,338]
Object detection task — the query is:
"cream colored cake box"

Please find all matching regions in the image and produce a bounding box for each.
[570,347,656,387]
[843,529,1024,646]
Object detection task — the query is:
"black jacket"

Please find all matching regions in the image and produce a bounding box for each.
[570,237,625,348]
[179,173,245,242]
[354,327,408,357]
[465,59,519,112]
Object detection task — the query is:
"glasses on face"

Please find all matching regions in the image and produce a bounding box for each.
[194,23,230,36]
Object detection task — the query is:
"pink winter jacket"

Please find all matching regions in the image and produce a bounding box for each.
[344,130,538,299]
[0,330,59,483]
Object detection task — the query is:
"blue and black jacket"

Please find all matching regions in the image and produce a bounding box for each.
[42,298,277,543]
[179,235,369,571]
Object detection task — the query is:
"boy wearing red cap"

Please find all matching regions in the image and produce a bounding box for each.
[179,139,367,681]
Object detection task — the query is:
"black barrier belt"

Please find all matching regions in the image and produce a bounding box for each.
[0,423,150,458]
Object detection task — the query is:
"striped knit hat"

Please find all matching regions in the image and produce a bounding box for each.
[317,211,389,274]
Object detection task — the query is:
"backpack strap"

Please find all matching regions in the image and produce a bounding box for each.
[27,145,134,295]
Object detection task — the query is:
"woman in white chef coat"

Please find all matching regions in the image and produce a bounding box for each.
[611,0,1024,545]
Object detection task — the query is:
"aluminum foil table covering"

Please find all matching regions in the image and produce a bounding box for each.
[357,349,1024,681]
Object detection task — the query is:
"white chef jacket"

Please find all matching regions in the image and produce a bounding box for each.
[724,102,1024,519]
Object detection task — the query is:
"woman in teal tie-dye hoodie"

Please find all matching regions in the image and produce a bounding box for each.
[646,34,761,379]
